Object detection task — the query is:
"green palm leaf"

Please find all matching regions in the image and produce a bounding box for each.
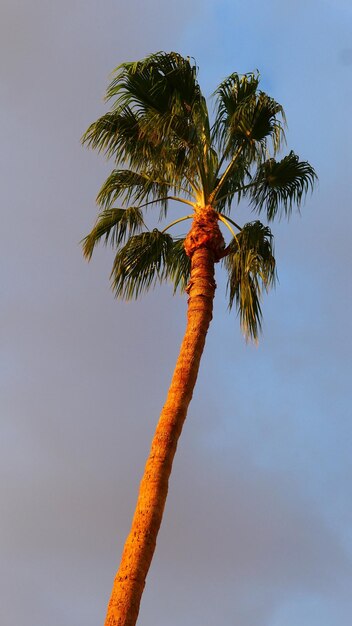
[212,72,286,161]
[107,52,208,163]
[212,72,260,151]
[223,221,276,340]
[110,229,174,299]
[213,159,250,213]
[165,237,191,293]
[82,207,145,260]
[82,53,209,198]
[96,169,170,210]
[243,92,285,154]
[83,51,316,339]
[107,52,201,115]
[82,108,172,175]
[250,150,317,220]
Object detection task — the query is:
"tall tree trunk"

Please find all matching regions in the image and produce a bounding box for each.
[104,245,217,626]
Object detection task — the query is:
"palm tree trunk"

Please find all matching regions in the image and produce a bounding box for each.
[104,245,217,626]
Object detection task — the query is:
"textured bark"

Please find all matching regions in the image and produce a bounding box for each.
[104,213,223,626]
[184,206,225,261]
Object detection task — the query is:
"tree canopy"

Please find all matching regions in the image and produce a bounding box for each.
[82,51,316,339]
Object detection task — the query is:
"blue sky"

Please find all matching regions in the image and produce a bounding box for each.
[1,1,352,625]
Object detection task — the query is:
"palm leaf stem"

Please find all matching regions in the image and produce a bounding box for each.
[167,196,196,208]
[217,215,237,239]
[210,143,244,204]
[217,213,242,231]
[161,215,194,234]
[128,196,195,212]
[197,158,209,201]
[153,181,196,197]
[215,182,257,205]
[184,174,200,196]
[216,150,229,175]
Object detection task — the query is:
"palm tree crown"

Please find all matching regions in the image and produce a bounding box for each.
[82,51,316,338]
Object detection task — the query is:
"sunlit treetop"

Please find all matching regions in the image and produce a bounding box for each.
[82,51,316,340]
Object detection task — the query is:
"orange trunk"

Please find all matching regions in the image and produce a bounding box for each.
[105,235,221,626]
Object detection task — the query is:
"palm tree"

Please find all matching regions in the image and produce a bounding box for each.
[82,52,316,626]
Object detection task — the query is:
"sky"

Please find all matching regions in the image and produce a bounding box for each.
[1,1,352,625]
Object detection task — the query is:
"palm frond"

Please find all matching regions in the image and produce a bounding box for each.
[82,207,145,260]
[82,52,211,195]
[110,52,213,188]
[82,108,178,177]
[110,229,174,299]
[209,75,286,207]
[223,221,276,340]
[107,52,200,115]
[242,92,286,157]
[82,108,138,159]
[213,159,251,213]
[250,151,317,220]
[110,230,191,298]
[212,72,260,151]
[212,72,286,161]
[96,169,171,210]
[165,237,191,293]
[107,51,208,154]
